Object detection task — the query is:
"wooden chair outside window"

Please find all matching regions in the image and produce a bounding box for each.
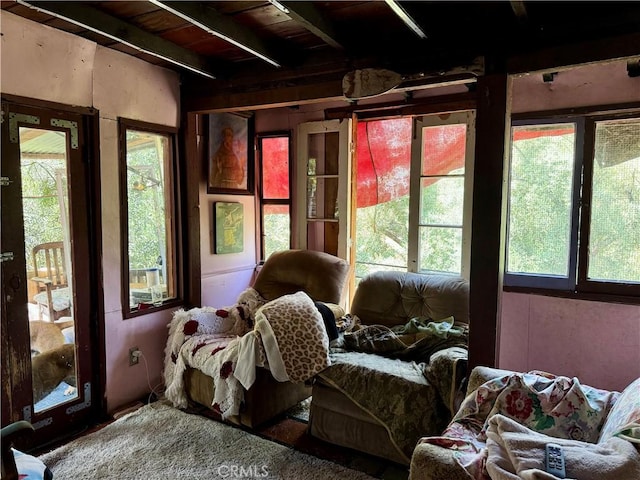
[30,241,71,321]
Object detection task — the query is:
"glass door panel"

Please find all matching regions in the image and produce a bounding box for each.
[410,113,475,278]
[2,101,97,447]
[19,127,78,413]
[296,120,351,261]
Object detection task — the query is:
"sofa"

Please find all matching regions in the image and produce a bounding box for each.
[410,366,640,480]
[164,249,350,428]
[308,270,470,465]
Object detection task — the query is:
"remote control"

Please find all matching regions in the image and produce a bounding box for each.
[545,443,566,478]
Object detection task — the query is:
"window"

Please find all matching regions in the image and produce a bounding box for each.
[354,112,475,280]
[119,119,180,316]
[505,112,640,297]
[257,132,291,261]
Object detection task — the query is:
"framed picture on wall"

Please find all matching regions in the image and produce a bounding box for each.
[207,112,254,195]
[214,202,244,254]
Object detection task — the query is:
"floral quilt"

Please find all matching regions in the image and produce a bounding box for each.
[414,371,620,480]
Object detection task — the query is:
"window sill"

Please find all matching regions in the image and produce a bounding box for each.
[502,285,640,306]
[124,298,184,319]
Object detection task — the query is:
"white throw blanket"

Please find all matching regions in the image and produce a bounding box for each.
[164,288,266,411]
[485,414,640,480]
[164,289,330,420]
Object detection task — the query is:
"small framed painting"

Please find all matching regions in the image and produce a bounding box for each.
[208,112,254,195]
[214,202,244,254]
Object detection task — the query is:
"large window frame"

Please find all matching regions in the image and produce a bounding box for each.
[256,131,292,262]
[505,108,640,300]
[410,111,476,279]
[118,118,183,318]
[352,111,475,281]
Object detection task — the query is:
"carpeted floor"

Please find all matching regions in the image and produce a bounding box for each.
[39,401,383,480]
[36,397,410,480]
[260,399,409,480]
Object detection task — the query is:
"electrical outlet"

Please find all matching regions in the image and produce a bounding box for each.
[129,347,140,366]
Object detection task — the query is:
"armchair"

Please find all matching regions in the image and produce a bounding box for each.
[177,249,350,427]
[308,271,470,465]
[409,366,640,480]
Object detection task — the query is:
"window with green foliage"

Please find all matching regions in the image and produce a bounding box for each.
[354,112,475,280]
[506,112,640,297]
[257,132,291,261]
[119,119,179,316]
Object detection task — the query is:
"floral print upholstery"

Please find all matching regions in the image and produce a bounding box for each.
[410,368,627,480]
[598,377,640,444]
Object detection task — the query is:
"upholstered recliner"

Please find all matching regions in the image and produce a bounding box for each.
[182,249,350,428]
[309,270,470,465]
[409,366,640,480]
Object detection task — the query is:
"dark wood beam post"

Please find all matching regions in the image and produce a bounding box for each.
[183,112,202,308]
[468,72,512,370]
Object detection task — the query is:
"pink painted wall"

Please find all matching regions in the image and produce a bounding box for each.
[499,293,640,392]
[1,12,181,413]
[499,60,640,391]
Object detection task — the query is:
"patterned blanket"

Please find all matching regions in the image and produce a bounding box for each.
[164,289,329,420]
[416,371,620,480]
[164,288,265,413]
[342,316,468,362]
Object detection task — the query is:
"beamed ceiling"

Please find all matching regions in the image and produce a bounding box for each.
[2,1,640,111]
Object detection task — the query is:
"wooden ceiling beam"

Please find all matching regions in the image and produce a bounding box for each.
[18,1,219,78]
[152,1,283,67]
[510,1,528,24]
[183,78,345,113]
[277,1,344,50]
[507,32,640,74]
[384,0,428,39]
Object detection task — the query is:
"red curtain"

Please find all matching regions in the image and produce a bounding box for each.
[356,119,573,208]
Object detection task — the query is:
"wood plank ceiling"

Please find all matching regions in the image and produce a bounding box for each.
[2,1,640,110]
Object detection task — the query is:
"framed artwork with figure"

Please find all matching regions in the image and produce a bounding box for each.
[207,112,254,195]
[214,202,244,254]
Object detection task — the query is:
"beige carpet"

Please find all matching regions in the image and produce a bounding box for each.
[39,401,375,479]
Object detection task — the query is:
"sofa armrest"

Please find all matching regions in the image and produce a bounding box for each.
[424,347,468,416]
[466,366,515,396]
[409,441,471,480]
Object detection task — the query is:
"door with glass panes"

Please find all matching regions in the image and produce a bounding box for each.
[296,119,352,261]
[352,111,475,281]
[1,101,99,447]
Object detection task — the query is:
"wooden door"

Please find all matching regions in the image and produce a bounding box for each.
[1,100,101,447]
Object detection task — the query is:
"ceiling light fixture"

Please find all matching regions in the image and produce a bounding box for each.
[150,0,281,68]
[384,0,427,39]
[18,0,216,79]
[268,0,290,14]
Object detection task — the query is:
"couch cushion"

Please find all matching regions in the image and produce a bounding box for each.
[598,377,640,444]
[350,271,469,327]
[316,351,450,461]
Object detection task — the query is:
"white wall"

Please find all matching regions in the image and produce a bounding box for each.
[199,101,344,308]
[500,60,640,391]
[1,12,181,412]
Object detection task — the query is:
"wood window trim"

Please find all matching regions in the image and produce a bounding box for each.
[506,108,640,301]
[256,131,293,262]
[118,117,184,319]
